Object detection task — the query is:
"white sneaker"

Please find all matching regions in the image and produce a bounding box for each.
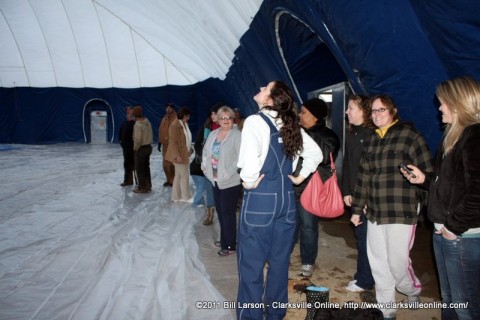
[348,279,357,286]
[300,264,314,277]
[346,282,365,292]
[408,295,420,309]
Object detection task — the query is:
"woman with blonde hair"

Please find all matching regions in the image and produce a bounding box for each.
[403,76,480,319]
[202,106,242,256]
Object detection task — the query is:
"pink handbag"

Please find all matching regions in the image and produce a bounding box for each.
[300,153,344,218]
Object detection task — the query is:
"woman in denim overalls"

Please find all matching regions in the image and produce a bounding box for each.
[237,81,321,319]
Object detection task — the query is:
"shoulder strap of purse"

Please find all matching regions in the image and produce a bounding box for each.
[329,152,336,172]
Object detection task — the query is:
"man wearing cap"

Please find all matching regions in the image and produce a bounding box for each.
[132,105,153,193]
[119,106,135,186]
[291,98,340,277]
[158,103,177,187]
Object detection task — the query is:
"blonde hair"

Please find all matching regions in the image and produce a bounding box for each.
[216,105,235,118]
[436,76,480,155]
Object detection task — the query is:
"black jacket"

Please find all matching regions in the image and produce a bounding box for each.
[189,126,205,176]
[293,121,340,197]
[424,123,480,235]
[119,120,135,149]
[341,125,374,197]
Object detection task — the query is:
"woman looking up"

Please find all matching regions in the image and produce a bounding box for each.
[236,80,321,320]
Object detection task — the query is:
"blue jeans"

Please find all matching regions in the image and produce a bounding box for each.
[433,232,480,320]
[191,175,214,207]
[293,199,318,265]
[353,214,374,290]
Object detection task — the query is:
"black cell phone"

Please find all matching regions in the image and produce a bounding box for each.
[399,163,417,178]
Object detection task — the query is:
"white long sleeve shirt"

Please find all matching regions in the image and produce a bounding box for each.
[237,109,322,188]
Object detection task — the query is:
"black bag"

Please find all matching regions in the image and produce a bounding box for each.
[313,306,383,320]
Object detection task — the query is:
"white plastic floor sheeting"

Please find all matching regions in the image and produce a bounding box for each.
[0,143,234,320]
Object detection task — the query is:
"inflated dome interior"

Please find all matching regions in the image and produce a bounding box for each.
[1,0,480,152]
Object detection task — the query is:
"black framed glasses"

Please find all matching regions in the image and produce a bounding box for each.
[371,107,387,114]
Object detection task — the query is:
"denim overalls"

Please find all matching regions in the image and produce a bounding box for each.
[237,113,297,320]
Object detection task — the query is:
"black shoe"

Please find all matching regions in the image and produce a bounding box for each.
[218,249,236,256]
[163,182,172,187]
[120,182,133,187]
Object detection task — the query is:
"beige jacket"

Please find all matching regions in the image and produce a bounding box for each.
[158,112,177,149]
[164,119,192,164]
[133,118,153,151]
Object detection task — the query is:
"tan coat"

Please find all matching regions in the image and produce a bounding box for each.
[164,119,191,165]
[158,112,177,149]
[133,118,153,151]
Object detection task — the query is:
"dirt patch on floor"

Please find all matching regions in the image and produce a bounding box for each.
[202,211,442,319]
[285,216,441,319]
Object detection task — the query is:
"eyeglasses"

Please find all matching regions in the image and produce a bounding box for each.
[371,107,387,114]
[219,116,233,121]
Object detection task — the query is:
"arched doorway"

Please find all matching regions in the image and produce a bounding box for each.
[82,99,115,143]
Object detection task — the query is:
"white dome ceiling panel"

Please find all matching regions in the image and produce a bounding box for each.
[96,6,140,88]
[64,0,112,88]
[133,33,168,87]
[1,0,56,87]
[164,57,197,85]
[133,33,196,86]
[30,0,84,87]
[97,0,212,83]
[0,13,27,87]
[0,0,263,88]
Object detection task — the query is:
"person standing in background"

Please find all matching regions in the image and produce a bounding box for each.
[199,103,222,224]
[132,106,153,193]
[190,121,216,221]
[202,106,242,256]
[119,106,135,187]
[165,107,193,202]
[342,95,375,292]
[203,103,222,139]
[236,80,321,320]
[233,108,245,131]
[401,76,480,320]
[350,94,433,319]
[158,103,177,187]
[291,98,340,278]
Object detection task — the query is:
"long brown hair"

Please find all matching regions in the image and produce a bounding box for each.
[263,81,303,158]
[347,94,374,132]
[437,76,480,155]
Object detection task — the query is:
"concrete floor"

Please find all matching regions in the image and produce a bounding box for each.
[0,143,441,320]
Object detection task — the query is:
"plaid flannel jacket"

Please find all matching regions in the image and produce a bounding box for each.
[351,121,433,225]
